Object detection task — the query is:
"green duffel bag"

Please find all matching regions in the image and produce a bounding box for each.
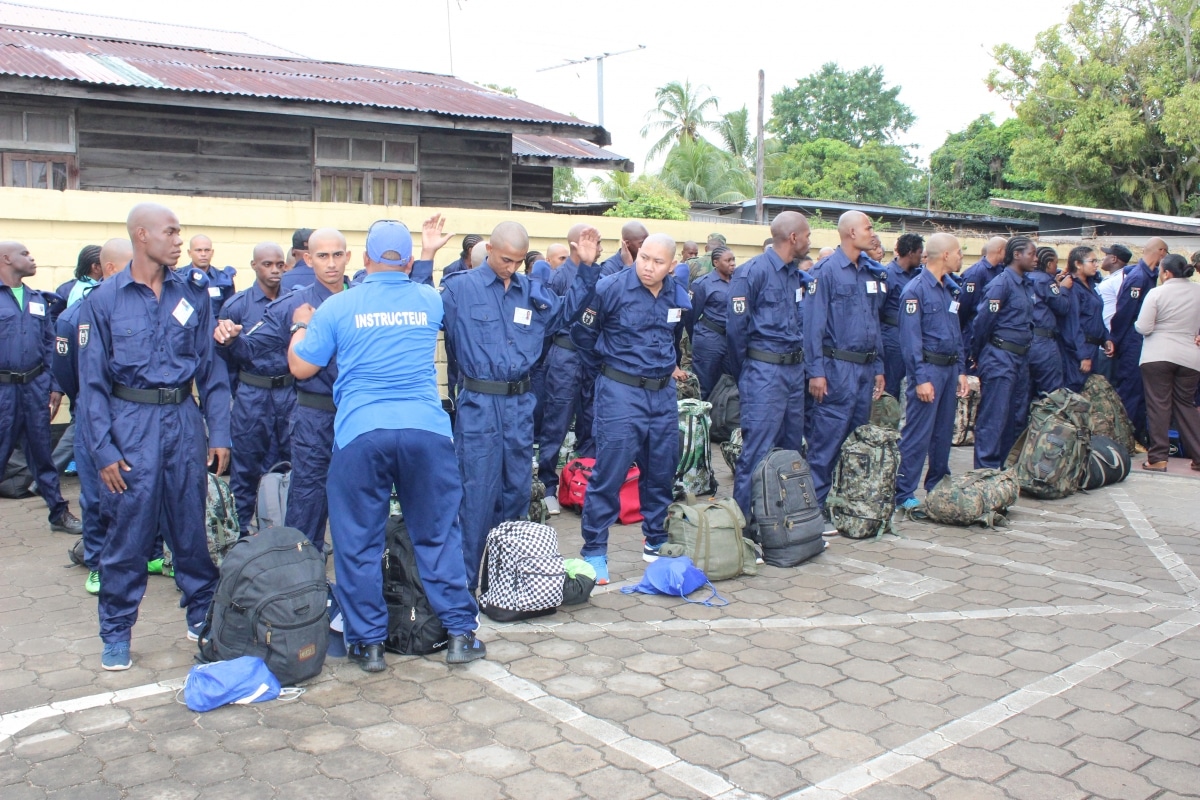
[919,468,1019,528]
[665,497,758,581]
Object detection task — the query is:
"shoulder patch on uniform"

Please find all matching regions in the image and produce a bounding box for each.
[905,298,918,315]
[1050,283,1060,295]
[581,307,598,328]
[536,300,549,311]
[78,323,90,347]
[807,279,818,295]
[966,282,976,293]
[732,296,747,315]
[988,299,1000,313]
[687,289,694,301]
[55,336,68,356]
[1130,287,1141,299]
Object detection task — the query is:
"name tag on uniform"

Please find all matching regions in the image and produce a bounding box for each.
[795,287,804,302]
[172,298,195,326]
[949,300,960,314]
[865,281,878,294]
[513,307,532,326]
[667,308,682,323]
[28,301,45,316]
[208,286,221,298]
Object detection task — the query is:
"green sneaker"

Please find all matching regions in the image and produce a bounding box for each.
[146,558,164,575]
[85,570,100,595]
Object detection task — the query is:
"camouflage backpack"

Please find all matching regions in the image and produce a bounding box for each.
[530,457,548,523]
[163,472,239,575]
[920,468,1019,528]
[675,400,718,498]
[720,427,743,473]
[827,424,902,539]
[869,394,902,431]
[952,376,980,446]
[1081,374,1137,455]
[1013,389,1092,499]
[676,371,701,401]
[679,330,694,372]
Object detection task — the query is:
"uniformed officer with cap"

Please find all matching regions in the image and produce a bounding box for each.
[894,233,969,511]
[971,236,1038,469]
[804,211,888,507]
[879,233,925,398]
[0,241,82,536]
[179,234,237,317]
[686,245,736,399]
[280,228,316,291]
[573,233,691,584]
[213,242,293,535]
[726,213,811,518]
[79,203,232,671]
[289,219,484,671]
[441,222,600,591]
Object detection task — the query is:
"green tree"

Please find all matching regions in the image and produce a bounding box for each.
[716,107,753,169]
[769,63,915,147]
[929,115,1045,213]
[659,137,751,203]
[640,80,719,160]
[604,176,690,221]
[590,170,634,202]
[991,0,1200,215]
[552,167,584,202]
[767,138,919,205]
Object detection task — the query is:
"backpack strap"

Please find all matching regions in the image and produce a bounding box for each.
[681,580,729,607]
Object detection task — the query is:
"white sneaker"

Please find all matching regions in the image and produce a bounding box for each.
[544,496,561,516]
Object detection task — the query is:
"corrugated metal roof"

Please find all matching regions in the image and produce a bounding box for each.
[0,1,302,56]
[511,134,632,171]
[746,196,1036,227]
[0,24,602,134]
[990,198,1200,235]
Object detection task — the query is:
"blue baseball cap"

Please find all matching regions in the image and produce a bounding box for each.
[366,220,413,266]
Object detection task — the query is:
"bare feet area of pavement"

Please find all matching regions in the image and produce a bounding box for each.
[2,449,1199,800]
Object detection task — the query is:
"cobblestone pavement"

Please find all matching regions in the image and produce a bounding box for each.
[2,447,1199,799]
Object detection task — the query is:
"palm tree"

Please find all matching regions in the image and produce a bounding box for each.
[717,107,753,169]
[659,138,749,203]
[589,171,634,202]
[641,80,719,161]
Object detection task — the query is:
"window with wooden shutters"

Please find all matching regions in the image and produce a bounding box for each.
[314,132,417,205]
[0,107,78,189]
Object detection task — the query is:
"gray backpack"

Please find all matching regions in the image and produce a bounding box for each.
[708,374,740,443]
[255,461,291,532]
[749,449,825,567]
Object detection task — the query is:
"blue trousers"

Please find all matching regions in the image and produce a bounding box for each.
[691,326,730,400]
[454,388,536,592]
[0,379,66,521]
[575,365,598,458]
[327,428,478,644]
[896,365,959,502]
[97,398,218,643]
[285,404,334,551]
[74,422,104,569]
[230,384,294,533]
[580,376,677,558]
[734,359,806,517]
[881,324,905,399]
[1112,332,1147,433]
[808,359,877,505]
[1028,336,1065,399]
[974,345,1030,469]
[535,342,584,497]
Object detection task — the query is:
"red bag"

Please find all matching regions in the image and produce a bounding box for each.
[557,458,643,525]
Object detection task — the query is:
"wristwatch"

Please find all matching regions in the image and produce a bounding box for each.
[290,322,308,333]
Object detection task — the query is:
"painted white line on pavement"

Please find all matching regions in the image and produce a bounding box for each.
[785,608,1200,800]
[1110,488,1200,601]
[467,659,763,800]
[0,680,179,745]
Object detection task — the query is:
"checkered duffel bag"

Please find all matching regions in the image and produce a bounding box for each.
[478,521,565,622]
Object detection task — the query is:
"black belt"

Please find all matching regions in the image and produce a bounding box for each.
[881,313,899,327]
[0,364,44,385]
[552,334,576,352]
[601,364,672,391]
[748,347,803,365]
[113,382,191,405]
[1086,335,1107,346]
[296,390,336,412]
[990,337,1030,356]
[823,346,877,365]
[463,375,532,396]
[698,317,726,336]
[238,370,294,389]
[1033,327,1056,339]
[922,350,958,367]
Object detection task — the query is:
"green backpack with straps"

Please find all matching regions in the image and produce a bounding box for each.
[1012,389,1092,499]
[163,472,239,576]
[665,496,758,581]
[919,468,1019,528]
[827,424,902,539]
[675,399,718,498]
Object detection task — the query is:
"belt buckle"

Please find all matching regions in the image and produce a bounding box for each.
[272,375,287,388]
[508,381,520,395]
[157,387,176,404]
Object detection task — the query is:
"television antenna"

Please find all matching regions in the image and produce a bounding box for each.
[537,45,646,128]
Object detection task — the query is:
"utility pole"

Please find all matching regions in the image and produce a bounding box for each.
[538,45,646,128]
[756,70,765,225]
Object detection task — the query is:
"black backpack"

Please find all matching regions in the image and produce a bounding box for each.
[384,515,449,655]
[750,449,825,567]
[198,526,328,686]
[708,374,741,443]
[1082,435,1131,490]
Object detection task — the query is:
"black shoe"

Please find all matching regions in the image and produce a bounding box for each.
[446,632,486,664]
[347,642,386,673]
[50,510,83,535]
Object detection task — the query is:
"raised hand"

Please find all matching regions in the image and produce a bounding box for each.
[421,214,455,259]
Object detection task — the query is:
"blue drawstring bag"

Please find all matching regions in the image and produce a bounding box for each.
[621,556,728,606]
[184,656,281,712]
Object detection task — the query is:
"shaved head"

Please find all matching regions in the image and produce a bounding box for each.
[770,211,812,263]
[487,222,530,284]
[925,233,958,262]
[251,241,286,295]
[567,223,588,245]
[984,236,1007,265]
[634,233,677,292]
[0,240,35,283]
[546,243,569,269]
[490,221,530,251]
[99,238,133,278]
[621,221,649,242]
[307,228,350,291]
[818,247,836,259]
[309,227,347,252]
[126,203,182,268]
[925,233,963,278]
[1143,237,1169,267]
[252,242,286,262]
[189,234,212,249]
[837,211,875,255]
[471,240,488,268]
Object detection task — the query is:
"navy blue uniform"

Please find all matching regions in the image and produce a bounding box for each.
[572,269,691,559]
[180,264,237,318]
[1,282,68,523]
[1110,260,1159,433]
[880,260,921,397]
[803,248,887,504]
[293,271,477,645]
[217,285,297,533]
[970,267,1035,468]
[439,255,470,284]
[280,259,313,292]
[78,266,231,645]
[1027,271,1072,398]
[726,249,809,516]
[441,262,598,591]
[1065,279,1107,393]
[956,256,1004,343]
[686,269,735,399]
[598,252,630,278]
[895,270,965,503]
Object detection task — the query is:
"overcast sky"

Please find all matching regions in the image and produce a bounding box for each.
[24,0,1071,185]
